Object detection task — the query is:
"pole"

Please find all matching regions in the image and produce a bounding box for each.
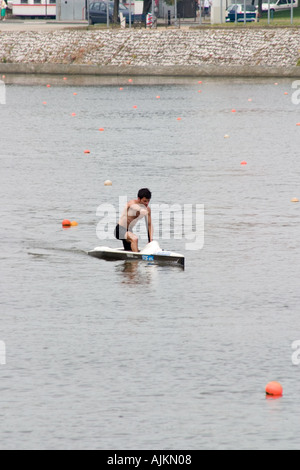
[174,0,177,26]
[151,0,154,27]
[291,0,294,25]
[107,0,109,28]
[129,0,132,27]
[268,0,270,24]
[199,0,202,25]
[244,0,246,24]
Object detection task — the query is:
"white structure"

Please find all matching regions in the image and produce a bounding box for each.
[211,0,226,23]
[12,0,143,18]
[123,0,143,14]
[56,0,86,20]
[12,0,56,17]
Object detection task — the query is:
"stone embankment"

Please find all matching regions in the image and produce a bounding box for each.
[0,28,300,76]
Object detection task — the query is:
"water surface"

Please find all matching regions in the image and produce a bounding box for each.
[1,78,300,449]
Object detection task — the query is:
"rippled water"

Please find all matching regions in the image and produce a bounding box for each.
[1,78,300,450]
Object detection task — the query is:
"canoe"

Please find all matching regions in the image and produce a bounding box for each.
[88,241,185,268]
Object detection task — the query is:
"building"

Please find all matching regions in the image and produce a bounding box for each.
[56,0,87,20]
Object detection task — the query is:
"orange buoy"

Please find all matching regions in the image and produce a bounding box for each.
[99,128,104,132]
[291,197,299,203]
[43,101,47,105]
[241,161,247,165]
[46,84,51,88]
[71,221,78,226]
[284,92,288,95]
[198,81,202,84]
[177,117,182,121]
[232,109,237,113]
[63,77,67,81]
[119,87,124,91]
[156,96,161,99]
[128,79,133,83]
[198,90,202,93]
[104,180,113,186]
[71,113,76,116]
[297,123,300,126]
[62,219,71,228]
[265,382,283,397]
[84,150,90,154]
[133,105,137,109]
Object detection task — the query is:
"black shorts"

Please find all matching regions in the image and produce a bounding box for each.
[114,224,132,252]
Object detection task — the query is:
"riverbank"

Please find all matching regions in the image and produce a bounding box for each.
[1,27,300,78]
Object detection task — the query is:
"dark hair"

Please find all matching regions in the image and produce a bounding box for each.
[138,188,152,200]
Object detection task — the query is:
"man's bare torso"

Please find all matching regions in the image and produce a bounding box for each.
[118,198,150,231]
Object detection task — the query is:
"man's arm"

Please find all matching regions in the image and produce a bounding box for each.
[147,208,153,243]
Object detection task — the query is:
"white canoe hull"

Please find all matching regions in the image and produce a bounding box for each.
[88,243,185,268]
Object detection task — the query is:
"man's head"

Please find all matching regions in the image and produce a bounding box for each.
[138,188,152,207]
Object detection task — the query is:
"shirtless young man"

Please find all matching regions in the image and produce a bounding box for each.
[114,188,153,252]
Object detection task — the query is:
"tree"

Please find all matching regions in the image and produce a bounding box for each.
[143,0,152,15]
[113,0,120,24]
[252,0,263,15]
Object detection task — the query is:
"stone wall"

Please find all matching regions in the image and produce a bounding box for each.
[0,28,299,70]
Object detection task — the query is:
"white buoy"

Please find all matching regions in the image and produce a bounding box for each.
[104,180,112,186]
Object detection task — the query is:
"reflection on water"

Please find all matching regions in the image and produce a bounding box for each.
[115,260,183,287]
[1,79,300,450]
[116,261,155,286]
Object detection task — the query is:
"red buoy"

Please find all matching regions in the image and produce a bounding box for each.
[62,219,71,228]
[265,382,283,397]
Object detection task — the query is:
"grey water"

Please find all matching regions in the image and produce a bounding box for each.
[1,78,300,450]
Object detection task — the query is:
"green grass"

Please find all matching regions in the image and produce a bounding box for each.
[189,6,300,27]
[80,7,300,30]
[259,6,300,25]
